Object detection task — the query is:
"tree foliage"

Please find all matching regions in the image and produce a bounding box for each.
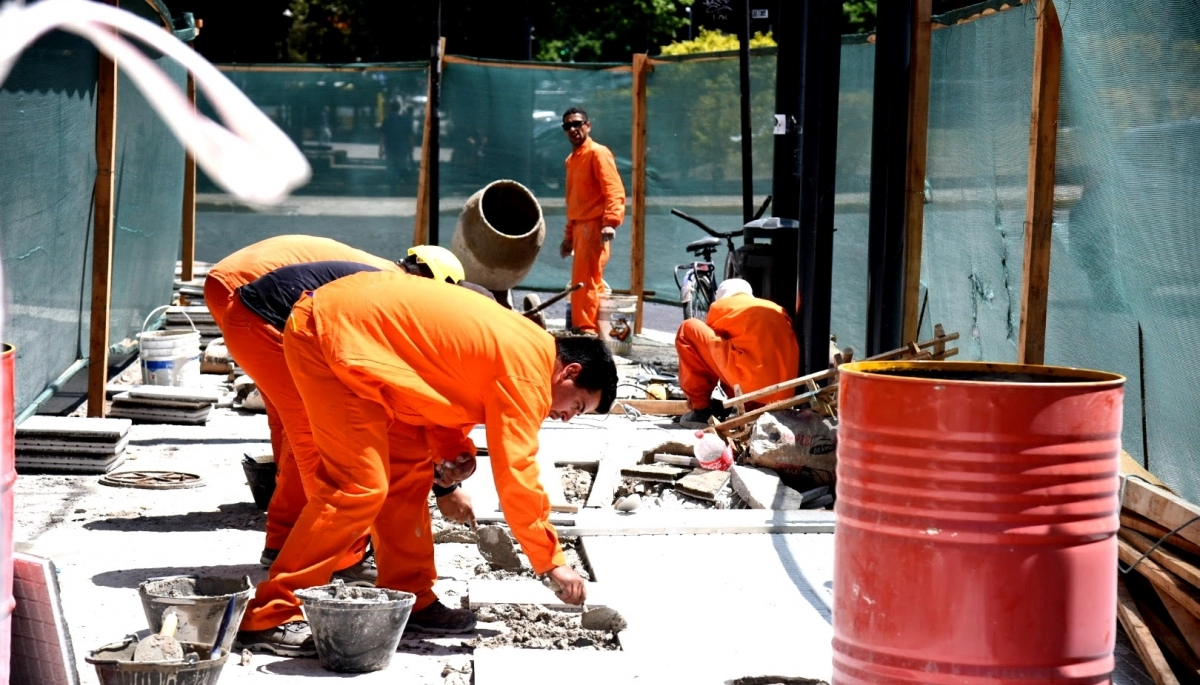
[843,1,878,34]
[659,28,777,56]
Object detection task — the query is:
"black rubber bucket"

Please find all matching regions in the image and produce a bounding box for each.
[296,583,416,673]
[241,454,276,510]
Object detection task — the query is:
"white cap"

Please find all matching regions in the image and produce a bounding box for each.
[714,278,753,302]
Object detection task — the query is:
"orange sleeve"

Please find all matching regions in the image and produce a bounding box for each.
[485,375,565,574]
[594,146,626,228]
[425,425,476,464]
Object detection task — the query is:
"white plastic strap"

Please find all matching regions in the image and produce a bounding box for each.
[0,0,310,206]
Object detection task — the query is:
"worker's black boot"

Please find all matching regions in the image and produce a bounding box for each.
[235,621,317,657]
[332,548,377,587]
[259,548,279,567]
[677,408,712,429]
[406,600,477,634]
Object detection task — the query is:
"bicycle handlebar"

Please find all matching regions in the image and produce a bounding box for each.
[670,208,743,239]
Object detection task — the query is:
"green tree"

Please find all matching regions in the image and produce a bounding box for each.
[660,28,777,56]
[532,0,692,62]
[843,0,878,34]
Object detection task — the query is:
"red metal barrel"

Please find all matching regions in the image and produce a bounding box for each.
[0,343,14,684]
[834,361,1124,685]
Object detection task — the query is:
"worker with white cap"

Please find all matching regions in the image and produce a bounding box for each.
[673,278,800,428]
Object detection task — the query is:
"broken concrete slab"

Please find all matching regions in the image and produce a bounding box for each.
[730,465,807,510]
[584,462,620,509]
[16,416,131,441]
[746,410,837,476]
[618,464,689,482]
[675,468,731,501]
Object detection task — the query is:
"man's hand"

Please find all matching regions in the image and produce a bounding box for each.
[434,453,476,488]
[546,565,587,605]
[600,226,616,242]
[436,488,475,527]
[559,238,573,259]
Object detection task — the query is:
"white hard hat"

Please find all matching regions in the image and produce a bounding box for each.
[714,278,753,302]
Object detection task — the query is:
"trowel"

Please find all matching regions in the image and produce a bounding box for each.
[541,577,628,633]
[133,610,184,662]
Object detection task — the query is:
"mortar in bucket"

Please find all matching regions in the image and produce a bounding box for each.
[597,294,638,356]
[297,582,416,673]
[138,575,253,657]
[139,306,200,387]
[241,454,276,511]
[86,636,229,685]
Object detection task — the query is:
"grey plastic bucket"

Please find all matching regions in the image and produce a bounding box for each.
[296,583,416,673]
[138,576,252,656]
[86,637,229,685]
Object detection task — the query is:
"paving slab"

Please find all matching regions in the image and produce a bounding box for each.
[557,509,835,536]
[16,416,131,441]
[730,464,807,509]
[618,463,689,482]
[675,468,731,501]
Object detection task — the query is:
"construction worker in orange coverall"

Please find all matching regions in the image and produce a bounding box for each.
[558,106,626,333]
[205,236,471,581]
[235,271,618,656]
[674,278,800,428]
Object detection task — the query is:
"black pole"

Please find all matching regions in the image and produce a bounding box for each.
[771,1,841,377]
[428,0,442,245]
[865,0,913,355]
[737,0,754,223]
[523,0,532,61]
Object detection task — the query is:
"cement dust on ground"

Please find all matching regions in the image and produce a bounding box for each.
[471,604,619,650]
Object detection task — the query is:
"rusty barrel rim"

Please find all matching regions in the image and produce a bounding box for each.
[839,359,1125,387]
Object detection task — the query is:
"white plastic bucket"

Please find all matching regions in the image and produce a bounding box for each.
[139,329,200,387]
[597,294,638,357]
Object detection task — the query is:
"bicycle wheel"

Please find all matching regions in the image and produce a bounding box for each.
[683,273,713,321]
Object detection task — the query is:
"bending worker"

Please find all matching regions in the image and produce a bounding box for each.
[674,278,800,428]
[558,107,625,333]
[236,271,618,657]
[205,236,467,578]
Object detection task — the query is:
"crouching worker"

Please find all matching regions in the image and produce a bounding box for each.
[674,278,800,428]
[235,271,618,657]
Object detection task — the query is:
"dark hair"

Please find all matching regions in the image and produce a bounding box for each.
[562,107,589,123]
[554,335,617,414]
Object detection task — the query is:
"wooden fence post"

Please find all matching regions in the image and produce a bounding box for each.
[902,0,932,343]
[88,1,119,417]
[1018,0,1062,365]
[413,37,445,247]
[630,54,649,333]
[180,67,197,282]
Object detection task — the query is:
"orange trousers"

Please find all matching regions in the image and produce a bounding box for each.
[220,297,367,568]
[675,318,791,410]
[569,218,611,333]
[241,297,438,631]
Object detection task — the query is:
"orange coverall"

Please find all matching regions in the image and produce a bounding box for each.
[241,271,566,630]
[565,137,625,332]
[675,294,800,409]
[204,236,398,560]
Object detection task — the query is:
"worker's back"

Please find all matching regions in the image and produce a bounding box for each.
[706,294,799,401]
[208,235,398,291]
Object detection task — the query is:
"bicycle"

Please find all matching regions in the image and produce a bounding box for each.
[672,196,772,320]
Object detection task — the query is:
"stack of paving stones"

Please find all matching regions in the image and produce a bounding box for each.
[173,259,210,306]
[15,416,132,474]
[108,386,221,425]
[164,305,220,347]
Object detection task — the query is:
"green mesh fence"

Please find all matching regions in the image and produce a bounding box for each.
[196,64,430,266]
[0,30,98,413]
[919,6,1034,364]
[439,59,634,292]
[106,0,188,349]
[1047,0,1200,497]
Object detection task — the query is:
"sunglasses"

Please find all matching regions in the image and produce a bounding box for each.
[562,120,588,131]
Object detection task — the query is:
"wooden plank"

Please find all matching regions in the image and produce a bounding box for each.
[88,21,119,419]
[1124,511,1200,559]
[584,462,619,509]
[608,399,689,416]
[1119,537,1200,620]
[1122,527,1200,590]
[1123,450,1172,491]
[901,0,932,344]
[555,509,835,537]
[412,38,445,247]
[1129,581,1200,680]
[180,69,197,282]
[1157,588,1200,663]
[629,54,649,334]
[1123,478,1200,551]
[1017,0,1062,365]
[1118,577,1184,685]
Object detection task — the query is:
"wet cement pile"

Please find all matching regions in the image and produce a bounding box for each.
[560,465,594,504]
[471,604,619,651]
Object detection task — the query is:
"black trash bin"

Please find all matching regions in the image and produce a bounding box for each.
[734,217,800,314]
